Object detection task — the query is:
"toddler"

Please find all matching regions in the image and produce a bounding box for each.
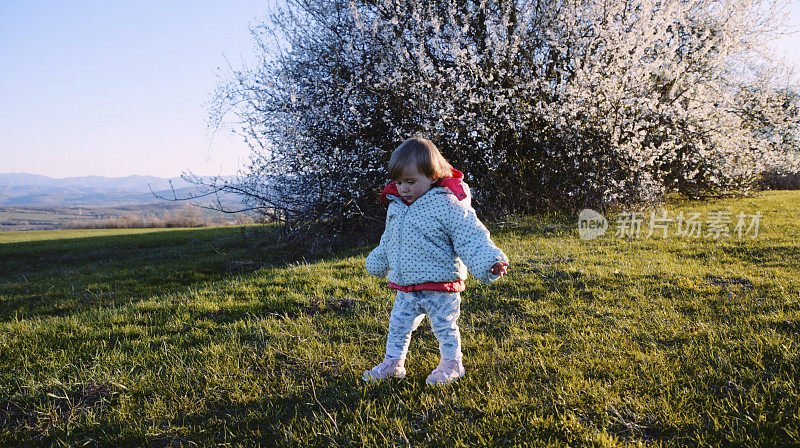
[363,137,509,386]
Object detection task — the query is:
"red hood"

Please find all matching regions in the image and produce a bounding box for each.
[379,168,467,203]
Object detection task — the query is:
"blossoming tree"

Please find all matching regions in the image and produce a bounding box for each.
[204,0,798,234]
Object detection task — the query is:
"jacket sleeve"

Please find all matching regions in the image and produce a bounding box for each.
[365,242,389,277]
[445,196,509,284]
[365,211,391,277]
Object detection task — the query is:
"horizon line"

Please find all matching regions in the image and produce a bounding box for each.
[0,171,243,180]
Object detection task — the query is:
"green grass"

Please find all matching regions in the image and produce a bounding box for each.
[1,191,798,447]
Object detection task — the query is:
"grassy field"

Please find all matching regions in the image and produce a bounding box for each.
[0,191,798,447]
[0,204,244,231]
[0,206,97,231]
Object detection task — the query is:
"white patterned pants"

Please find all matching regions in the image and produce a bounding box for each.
[384,290,463,360]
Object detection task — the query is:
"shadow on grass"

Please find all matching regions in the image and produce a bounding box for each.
[464,257,601,319]
[658,238,800,271]
[3,348,793,447]
[462,256,782,328]
[0,226,369,320]
[720,243,800,269]
[23,373,573,447]
[2,372,425,446]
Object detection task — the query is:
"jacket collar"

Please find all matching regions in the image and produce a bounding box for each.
[378,168,467,203]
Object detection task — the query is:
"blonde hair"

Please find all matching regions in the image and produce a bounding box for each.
[388,137,453,181]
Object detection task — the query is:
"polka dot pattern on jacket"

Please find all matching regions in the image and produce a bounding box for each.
[365,175,509,286]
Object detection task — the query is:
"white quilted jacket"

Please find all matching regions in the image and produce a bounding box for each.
[365,170,509,286]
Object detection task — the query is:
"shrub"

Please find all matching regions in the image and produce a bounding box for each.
[203,0,799,236]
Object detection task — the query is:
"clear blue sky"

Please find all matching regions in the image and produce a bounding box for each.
[0,1,798,179]
[0,0,272,179]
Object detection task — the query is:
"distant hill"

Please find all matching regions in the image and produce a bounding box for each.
[0,173,245,207]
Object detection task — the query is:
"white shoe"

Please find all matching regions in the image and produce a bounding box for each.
[425,357,465,386]
[362,357,406,382]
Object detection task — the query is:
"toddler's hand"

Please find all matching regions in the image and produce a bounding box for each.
[490,262,509,277]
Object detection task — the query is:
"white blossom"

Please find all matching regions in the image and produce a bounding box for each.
[208,0,799,226]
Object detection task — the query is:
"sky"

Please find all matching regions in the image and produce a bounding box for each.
[0,0,273,179]
[1,1,799,179]
[771,1,800,81]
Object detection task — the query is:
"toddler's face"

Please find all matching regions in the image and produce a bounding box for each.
[395,166,438,204]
